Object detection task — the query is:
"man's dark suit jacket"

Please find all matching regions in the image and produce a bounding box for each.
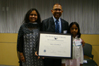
[41,17,69,66]
[41,17,69,33]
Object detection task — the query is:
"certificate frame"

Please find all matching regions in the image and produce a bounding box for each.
[38,32,73,59]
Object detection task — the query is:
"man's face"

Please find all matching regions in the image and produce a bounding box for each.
[51,4,63,19]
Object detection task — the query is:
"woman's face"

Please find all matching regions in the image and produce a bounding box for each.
[29,10,38,23]
[70,24,78,37]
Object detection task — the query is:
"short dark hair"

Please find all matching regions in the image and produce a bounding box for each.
[68,22,81,38]
[53,3,62,9]
[23,8,41,25]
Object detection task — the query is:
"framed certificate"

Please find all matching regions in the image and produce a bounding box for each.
[38,32,72,59]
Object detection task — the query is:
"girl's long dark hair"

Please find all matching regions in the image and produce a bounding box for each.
[67,22,81,38]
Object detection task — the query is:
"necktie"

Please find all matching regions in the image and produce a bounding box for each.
[55,19,59,33]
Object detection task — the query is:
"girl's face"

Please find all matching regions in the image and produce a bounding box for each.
[29,10,38,23]
[70,24,78,37]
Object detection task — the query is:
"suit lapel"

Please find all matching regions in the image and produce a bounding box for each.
[50,17,55,32]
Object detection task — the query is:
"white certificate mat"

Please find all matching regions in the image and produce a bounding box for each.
[38,33,72,59]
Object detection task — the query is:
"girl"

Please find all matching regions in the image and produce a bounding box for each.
[65,22,84,66]
[17,8,43,66]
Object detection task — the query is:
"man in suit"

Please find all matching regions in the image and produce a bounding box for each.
[42,3,68,33]
[41,3,69,66]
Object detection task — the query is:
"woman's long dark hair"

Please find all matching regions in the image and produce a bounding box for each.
[23,8,41,26]
[67,22,81,38]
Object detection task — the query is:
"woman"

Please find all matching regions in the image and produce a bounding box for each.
[17,8,43,66]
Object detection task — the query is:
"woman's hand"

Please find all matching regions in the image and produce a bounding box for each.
[20,53,25,62]
[20,56,25,62]
[35,51,38,56]
[35,51,44,59]
[35,51,40,59]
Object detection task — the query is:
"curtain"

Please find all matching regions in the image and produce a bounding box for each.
[0,0,99,34]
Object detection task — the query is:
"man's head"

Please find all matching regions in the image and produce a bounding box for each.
[51,3,63,19]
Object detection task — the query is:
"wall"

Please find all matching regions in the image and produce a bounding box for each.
[81,34,99,65]
[0,34,99,66]
[0,34,19,66]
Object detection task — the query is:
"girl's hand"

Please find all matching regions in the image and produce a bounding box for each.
[81,39,85,47]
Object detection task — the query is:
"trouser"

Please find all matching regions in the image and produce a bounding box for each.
[43,58,61,66]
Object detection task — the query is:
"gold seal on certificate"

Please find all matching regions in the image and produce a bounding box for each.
[38,32,72,59]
